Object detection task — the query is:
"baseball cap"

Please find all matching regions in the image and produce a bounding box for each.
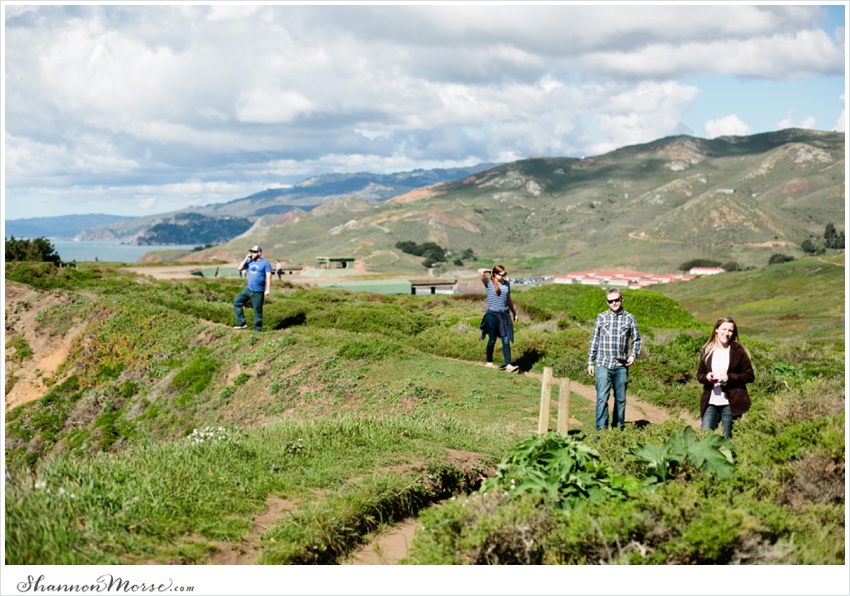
[249,245,262,252]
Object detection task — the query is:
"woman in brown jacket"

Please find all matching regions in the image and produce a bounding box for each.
[696,317,754,439]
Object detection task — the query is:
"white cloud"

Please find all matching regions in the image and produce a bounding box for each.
[777,110,818,130]
[234,89,315,124]
[834,93,846,132]
[137,197,159,211]
[3,4,846,218]
[206,5,261,22]
[704,115,753,138]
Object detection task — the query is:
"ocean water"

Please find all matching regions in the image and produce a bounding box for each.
[50,240,200,264]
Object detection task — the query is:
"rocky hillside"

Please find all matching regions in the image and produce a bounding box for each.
[179,129,844,275]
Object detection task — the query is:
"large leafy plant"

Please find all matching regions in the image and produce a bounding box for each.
[631,426,735,483]
[481,432,641,510]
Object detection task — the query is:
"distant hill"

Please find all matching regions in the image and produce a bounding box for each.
[74,164,498,244]
[4,214,130,240]
[174,128,844,275]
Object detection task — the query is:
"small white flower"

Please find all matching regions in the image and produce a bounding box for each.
[34,480,47,490]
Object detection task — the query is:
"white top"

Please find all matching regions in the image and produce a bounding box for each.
[708,346,730,406]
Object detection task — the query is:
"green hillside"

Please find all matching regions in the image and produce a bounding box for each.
[4,260,844,565]
[172,129,844,276]
[653,254,845,344]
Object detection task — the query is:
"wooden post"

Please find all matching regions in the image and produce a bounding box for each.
[537,367,553,435]
[557,377,571,434]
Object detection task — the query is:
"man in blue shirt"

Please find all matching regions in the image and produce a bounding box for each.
[587,288,641,430]
[233,244,272,331]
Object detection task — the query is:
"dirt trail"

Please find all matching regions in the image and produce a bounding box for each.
[342,519,421,565]
[204,496,297,565]
[4,282,85,411]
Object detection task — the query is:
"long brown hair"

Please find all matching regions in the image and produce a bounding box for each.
[702,316,750,360]
[490,265,506,296]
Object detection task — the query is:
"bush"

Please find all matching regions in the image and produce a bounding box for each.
[679,258,721,271]
[768,253,794,265]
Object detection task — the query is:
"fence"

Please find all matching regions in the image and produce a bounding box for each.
[537,367,571,435]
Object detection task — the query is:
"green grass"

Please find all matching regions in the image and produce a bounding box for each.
[654,255,845,343]
[5,415,514,564]
[4,260,845,566]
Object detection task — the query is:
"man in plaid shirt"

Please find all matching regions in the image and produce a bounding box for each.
[587,288,642,430]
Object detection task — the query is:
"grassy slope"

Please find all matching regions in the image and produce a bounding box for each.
[3,260,845,565]
[653,254,845,344]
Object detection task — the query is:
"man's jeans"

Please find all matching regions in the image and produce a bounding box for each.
[701,404,734,439]
[233,287,265,331]
[595,365,628,430]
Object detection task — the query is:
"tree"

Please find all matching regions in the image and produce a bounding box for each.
[395,241,418,255]
[5,236,61,264]
[721,261,740,272]
[823,223,844,249]
[768,253,794,265]
[824,223,838,248]
[800,239,824,255]
[679,258,722,272]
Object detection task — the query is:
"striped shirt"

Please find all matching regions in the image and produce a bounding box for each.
[587,309,641,369]
[485,280,510,312]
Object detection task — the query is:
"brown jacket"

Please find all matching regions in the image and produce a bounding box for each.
[696,341,754,418]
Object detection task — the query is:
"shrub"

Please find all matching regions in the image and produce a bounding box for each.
[679,258,721,271]
[171,350,222,396]
[768,253,794,265]
[481,433,641,510]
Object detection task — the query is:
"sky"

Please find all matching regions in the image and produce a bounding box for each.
[2,2,847,221]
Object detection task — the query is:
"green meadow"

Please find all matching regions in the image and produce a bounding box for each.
[3,258,845,565]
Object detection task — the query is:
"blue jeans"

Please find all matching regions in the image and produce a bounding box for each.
[595,365,628,430]
[483,311,511,366]
[701,404,735,439]
[234,287,265,331]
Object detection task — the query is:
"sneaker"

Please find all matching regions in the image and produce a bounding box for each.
[485,362,497,368]
[233,324,248,330]
[505,364,520,373]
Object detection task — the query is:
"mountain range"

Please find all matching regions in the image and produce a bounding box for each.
[71,164,498,245]
[158,128,844,275]
[6,129,844,275]
[4,213,131,240]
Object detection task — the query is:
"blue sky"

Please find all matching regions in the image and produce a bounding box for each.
[2,2,846,221]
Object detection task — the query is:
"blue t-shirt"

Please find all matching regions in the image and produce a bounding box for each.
[245,258,272,292]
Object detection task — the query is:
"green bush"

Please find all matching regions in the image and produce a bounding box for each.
[481,433,641,510]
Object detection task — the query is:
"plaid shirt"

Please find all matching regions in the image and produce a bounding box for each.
[587,309,641,369]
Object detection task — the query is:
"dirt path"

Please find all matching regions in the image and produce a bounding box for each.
[4,282,85,411]
[342,519,421,565]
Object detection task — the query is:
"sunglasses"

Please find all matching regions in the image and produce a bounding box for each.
[607,297,622,304]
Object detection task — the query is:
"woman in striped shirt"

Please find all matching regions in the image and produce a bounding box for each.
[478,265,519,373]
